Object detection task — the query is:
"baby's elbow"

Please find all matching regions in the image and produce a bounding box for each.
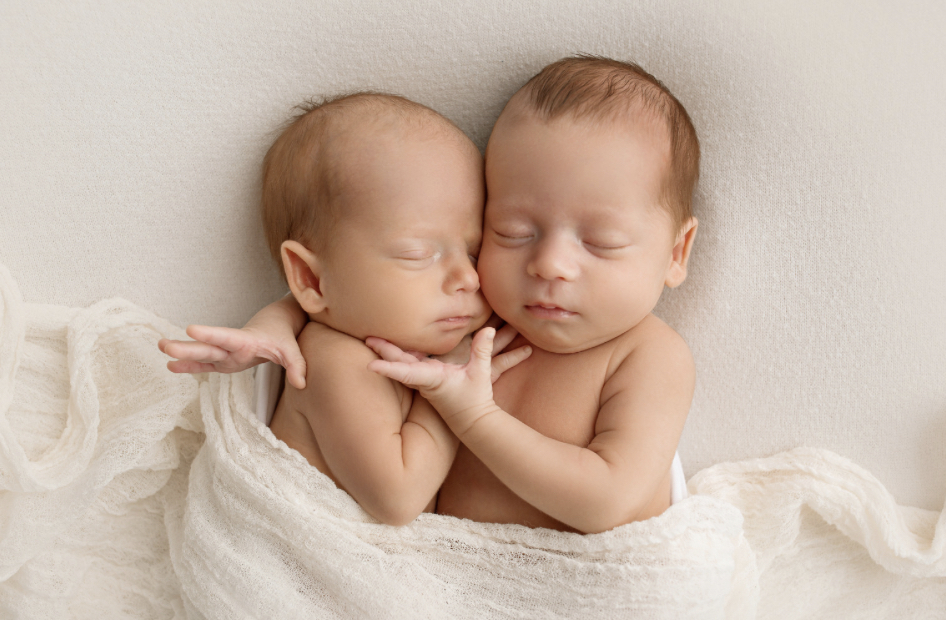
[360,477,436,526]
[576,513,626,535]
[576,495,652,534]
[376,511,415,527]
[368,499,424,527]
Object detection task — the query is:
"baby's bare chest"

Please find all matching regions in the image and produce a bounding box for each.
[492,343,613,446]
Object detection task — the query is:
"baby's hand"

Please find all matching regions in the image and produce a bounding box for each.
[367,328,531,434]
[432,314,512,367]
[158,323,307,389]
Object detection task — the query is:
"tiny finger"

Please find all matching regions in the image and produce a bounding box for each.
[286,357,307,390]
[490,345,532,382]
[491,323,519,354]
[471,327,496,363]
[158,338,186,354]
[186,325,245,351]
[167,360,216,374]
[163,340,229,363]
[367,360,440,389]
[365,337,416,363]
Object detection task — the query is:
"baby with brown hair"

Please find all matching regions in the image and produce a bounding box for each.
[159,93,529,526]
[163,56,700,533]
[370,56,699,532]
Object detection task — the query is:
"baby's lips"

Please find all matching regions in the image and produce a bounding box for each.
[436,315,474,324]
[525,303,578,319]
[527,300,574,311]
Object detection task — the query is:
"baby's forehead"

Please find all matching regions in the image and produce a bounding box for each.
[326,126,484,229]
[327,115,477,181]
[484,110,672,192]
[492,99,670,150]
[483,107,676,229]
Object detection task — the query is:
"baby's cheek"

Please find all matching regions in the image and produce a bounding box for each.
[473,294,493,328]
[476,267,505,314]
[461,301,491,337]
[476,248,512,293]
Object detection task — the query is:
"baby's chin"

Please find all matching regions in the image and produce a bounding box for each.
[417,313,491,355]
[370,312,490,357]
[383,332,467,357]
[508,323,607,355]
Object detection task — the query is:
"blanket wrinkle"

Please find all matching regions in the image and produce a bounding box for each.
[689,448,946,579]
[0,262,944,619]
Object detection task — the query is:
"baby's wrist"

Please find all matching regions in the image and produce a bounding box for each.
[244,317,289,344]
[441,399,501,439]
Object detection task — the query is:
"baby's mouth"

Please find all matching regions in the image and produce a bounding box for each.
[525,304,576,319]
[437,315,474,325]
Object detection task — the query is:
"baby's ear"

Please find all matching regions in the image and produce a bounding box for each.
[665,218,698,289]
[281,240,326,314]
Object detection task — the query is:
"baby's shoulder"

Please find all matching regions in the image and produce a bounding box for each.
[297,322,380,375]
[605,314,694,382]
[293,322,410,409]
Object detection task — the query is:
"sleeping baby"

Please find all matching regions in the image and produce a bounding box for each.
[368,56,699,532]
[161,56,699,533]
[160,92,530,526]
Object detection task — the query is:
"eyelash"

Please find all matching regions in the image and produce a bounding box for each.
[398,252,438,262]
[494,231,532,242]
[496,232,625,252]
[397,252,479,268]
[584,242,627,251]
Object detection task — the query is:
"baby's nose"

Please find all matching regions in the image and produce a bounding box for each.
[446,256,481,293]
[527,236,579,281]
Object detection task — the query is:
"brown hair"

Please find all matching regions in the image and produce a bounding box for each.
[512,55,700,229]
[261,92,467,281]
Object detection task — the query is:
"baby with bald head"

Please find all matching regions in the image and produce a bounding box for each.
[263,94,488,356]
[160,93,527,525]
[163,57,701,534]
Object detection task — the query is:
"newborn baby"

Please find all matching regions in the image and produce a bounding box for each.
[161,93,529,525]
[162,56,699,534]
[370,56,699,533]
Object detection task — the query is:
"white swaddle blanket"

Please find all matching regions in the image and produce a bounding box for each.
[179,370,751,619]
[2,263,944,619]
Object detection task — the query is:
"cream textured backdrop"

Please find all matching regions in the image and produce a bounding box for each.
[1,0,944,509]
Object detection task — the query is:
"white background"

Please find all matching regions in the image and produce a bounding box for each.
[2,0,944,509]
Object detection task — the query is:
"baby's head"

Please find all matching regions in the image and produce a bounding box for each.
[478,56,700,353]
[262,93,490,355]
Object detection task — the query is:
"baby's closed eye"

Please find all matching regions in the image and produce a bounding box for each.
[395,250,440,266]
[583,239,629,251]
[490,227,534,245]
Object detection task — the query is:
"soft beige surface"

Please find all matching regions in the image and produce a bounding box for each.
[1,0,944,510]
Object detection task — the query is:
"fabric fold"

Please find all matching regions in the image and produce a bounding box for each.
[166,370,753,619]
[1,263,944,619]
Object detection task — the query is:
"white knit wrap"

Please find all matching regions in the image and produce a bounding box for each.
[1,263,943,619]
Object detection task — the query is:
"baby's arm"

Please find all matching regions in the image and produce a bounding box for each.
[368,327,694,534]
[302,337,452,525]
[158,294,309,389]
[300,324,529,525]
